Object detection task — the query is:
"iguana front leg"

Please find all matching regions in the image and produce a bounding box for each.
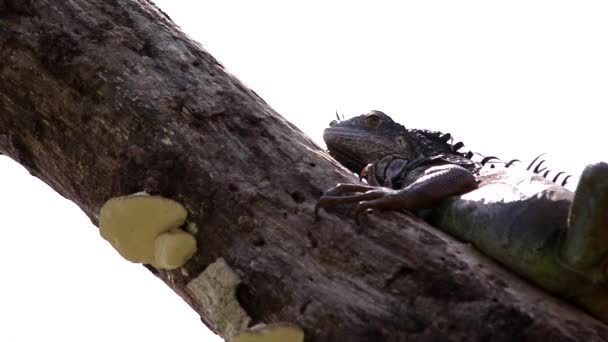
[316,164,477,222]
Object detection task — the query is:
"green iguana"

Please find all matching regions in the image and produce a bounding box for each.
[315,110,608,323]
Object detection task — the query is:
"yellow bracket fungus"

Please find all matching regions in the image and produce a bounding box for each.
[99,194,196,270]
[232,323,305,342]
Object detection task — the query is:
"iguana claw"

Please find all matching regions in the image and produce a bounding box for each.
[314,183,391,222]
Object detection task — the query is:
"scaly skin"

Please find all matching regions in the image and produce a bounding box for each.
[316,110,608,323]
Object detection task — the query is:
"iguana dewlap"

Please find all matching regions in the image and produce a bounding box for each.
[316,110,608,323]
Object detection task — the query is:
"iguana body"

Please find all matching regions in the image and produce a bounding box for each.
[316,110,608,323]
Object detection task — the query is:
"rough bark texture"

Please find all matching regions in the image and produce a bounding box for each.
[0,1,606,341]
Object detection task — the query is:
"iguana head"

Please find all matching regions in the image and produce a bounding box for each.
[323,110,474,174]
[323,111,411,173]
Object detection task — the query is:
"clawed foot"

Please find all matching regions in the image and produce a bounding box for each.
[314,182,400,224]
[315,163,478,224]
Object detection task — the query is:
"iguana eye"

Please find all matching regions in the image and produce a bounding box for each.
[365,114,381,128]
[396,136,407,147]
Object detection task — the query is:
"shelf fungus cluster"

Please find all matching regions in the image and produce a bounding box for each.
[99,193,197,270]
[231,323,305,342]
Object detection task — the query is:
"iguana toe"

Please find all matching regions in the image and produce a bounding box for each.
[315,185,395,221]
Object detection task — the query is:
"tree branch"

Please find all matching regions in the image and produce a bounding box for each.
[0,1,606,341]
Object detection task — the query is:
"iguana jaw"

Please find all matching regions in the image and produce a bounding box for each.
[325,146,367,175]
[324,126,400,174]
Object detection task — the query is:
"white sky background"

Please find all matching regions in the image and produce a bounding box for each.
[1,1,607,341]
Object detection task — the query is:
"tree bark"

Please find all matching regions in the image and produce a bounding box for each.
[0,1,606,341]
